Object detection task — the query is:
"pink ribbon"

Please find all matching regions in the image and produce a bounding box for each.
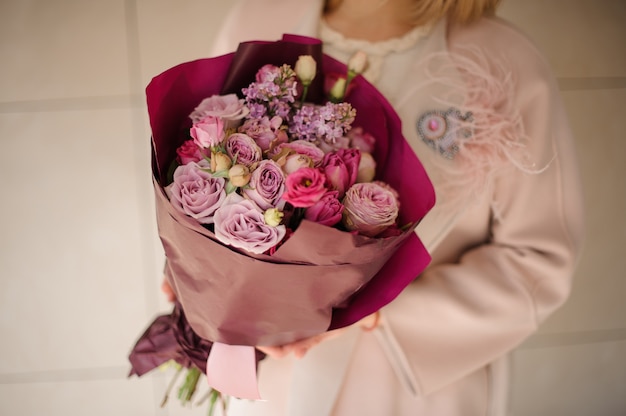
[206,342,262,400]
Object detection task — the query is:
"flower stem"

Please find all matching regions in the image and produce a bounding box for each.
[300,84,310,107]
[160,364,184,407]
[178,367,202,405]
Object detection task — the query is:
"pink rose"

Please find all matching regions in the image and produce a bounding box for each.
[342,182,399,237]
[347,127,376,153]
[269,140,325,167]
[213,194,286,255]
[321,148,361,198]
[243,159,286,210]
[282,167,327,208]
[189,94,249,128]
[225,133,262,167]
[190,116,225,149]
[238,116,287,151]
[168,160,227,224]
[255,64,281,83]
[176,139,210,165]
[304,191,344,226]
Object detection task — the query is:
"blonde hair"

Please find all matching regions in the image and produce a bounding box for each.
[324,0,501,26]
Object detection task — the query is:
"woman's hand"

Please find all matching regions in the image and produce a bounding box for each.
[161,278,176,302]
[258,311,381,359]
[161,275,381,359]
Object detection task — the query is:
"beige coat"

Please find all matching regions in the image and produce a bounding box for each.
[210,1,585,415]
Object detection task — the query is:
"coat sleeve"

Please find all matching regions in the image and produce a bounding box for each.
[380,18,585,396]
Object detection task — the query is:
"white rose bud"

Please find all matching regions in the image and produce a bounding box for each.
[211,151,232,173]
[283,154,313,175]
[356,152,377,183]
[294,55,317,86]
[348,50,368,75]
[228,164,251,187]
[329,77,347,102]
[264,208,284,227]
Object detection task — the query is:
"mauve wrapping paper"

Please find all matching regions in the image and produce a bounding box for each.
[130,34,435,378]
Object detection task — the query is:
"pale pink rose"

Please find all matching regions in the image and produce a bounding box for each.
[282,154,313,175]
[168,160,227,224]
[321,148,361,198]
[176,139,210,164]
[342,182,399,237]
[243,160,285,210]
[304,191,344,226]
[189,94,250,128]
[225,133,262,167]
[347,127,376,153]
[356,152,377,183]
[282,167,327,208]
[190,116,225,149]
[238,116,287,151]
[213,194,286,255]
[269,140,325,167]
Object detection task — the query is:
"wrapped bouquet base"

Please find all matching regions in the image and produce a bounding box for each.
[129,34,435,402]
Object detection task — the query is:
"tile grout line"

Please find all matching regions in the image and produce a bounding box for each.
[0,95,142,113]
[124,0,160,316]
[0,366,132,384]
[520,327,626,350]
[124,2,169,414]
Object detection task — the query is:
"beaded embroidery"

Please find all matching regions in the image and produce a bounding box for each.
[417,108,473,159]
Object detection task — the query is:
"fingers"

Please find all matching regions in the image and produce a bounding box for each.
[257,345,291,359]
[258,328,348,359]
[161,279,176,302]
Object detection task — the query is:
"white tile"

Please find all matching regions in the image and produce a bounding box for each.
[0,108,155,373]
[0,376,168,416]
[533,89,626,334]
[510,341,626,416]
[0,0,130,103]
[135,0,236,90]
[498,0,626,78]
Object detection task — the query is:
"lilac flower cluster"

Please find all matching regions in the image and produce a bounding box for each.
[242,64,298,119]
[288,102,356,146]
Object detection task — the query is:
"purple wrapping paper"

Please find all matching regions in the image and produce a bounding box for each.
[130,34,435,376]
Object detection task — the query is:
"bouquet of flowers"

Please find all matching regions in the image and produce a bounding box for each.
[129,34,435,413]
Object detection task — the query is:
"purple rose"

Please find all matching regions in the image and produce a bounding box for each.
[282,167,327,208]
[225,133,262,167]
[190,116,225,149]
[238,116,287,151]
[321,148,361,198]
[304,191,344,227]
[342,182,399,237]
[243,160,286,210]
[189,94,249,128]
[168,160,227,224]
[213,194,286,254]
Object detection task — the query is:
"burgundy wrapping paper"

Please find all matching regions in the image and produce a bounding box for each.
[130,34,435,382]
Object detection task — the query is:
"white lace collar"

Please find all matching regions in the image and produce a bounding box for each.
[318,18,433,57]
[318,19,433,83]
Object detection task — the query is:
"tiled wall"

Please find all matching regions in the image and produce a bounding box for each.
[0,1,623,415]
